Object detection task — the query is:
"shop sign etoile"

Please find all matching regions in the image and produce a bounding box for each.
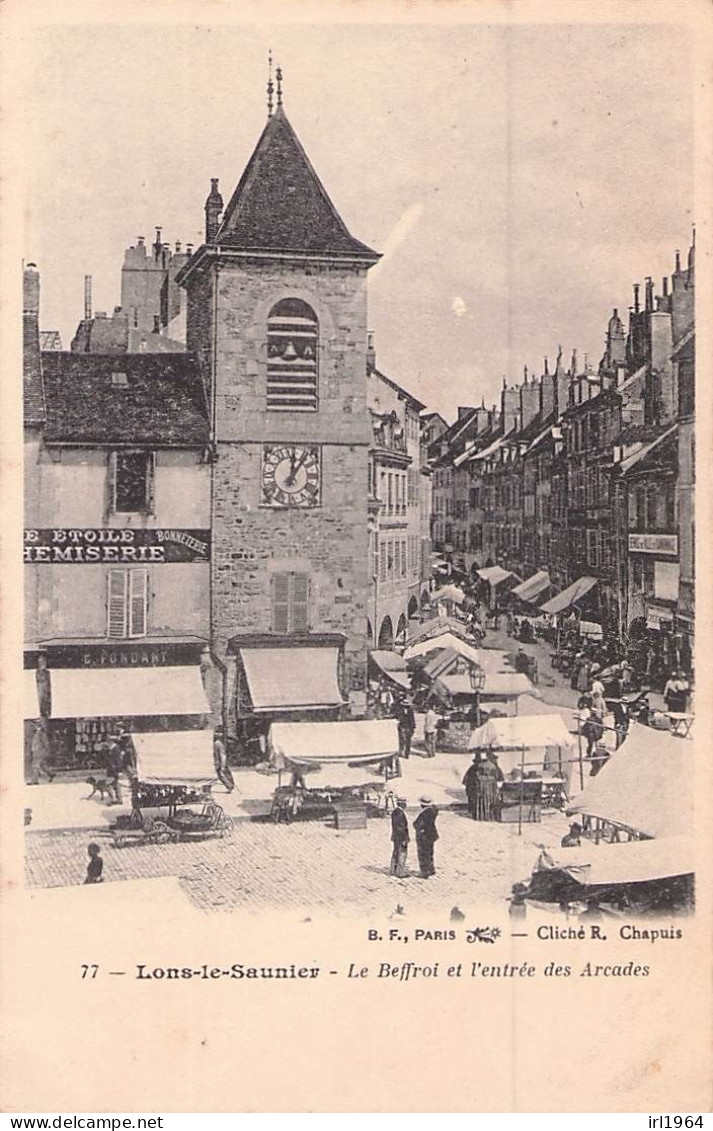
[24,528,210,563]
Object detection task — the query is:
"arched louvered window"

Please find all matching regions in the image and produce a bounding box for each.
[266,298,318,411]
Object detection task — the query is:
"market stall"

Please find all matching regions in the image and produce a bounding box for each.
[521,835,694,915]
[468,714,577,824]
[566,721,691,843]
[109,730,232,848]
[268,719,400,827]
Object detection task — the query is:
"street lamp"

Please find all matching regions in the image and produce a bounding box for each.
[469,662,486,728]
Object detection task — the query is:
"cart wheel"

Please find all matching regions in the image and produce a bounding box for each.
[150,820,171,845]
[113,835,127,849]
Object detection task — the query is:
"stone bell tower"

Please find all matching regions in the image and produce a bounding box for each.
[178,66,381,726]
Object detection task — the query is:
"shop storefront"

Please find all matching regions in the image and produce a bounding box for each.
[229,634,347,763]
[24,640,211,777]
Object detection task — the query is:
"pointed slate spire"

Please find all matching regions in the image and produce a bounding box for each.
[216,102,379,260]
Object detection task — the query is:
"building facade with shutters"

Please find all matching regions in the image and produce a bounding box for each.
[23,265,212,775]
[177,92,380,747]
[366,345,426,649]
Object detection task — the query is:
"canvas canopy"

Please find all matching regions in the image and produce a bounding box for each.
[404,632,481,666]
[50,666,211,719]
[469,713,576,781]
[132,730,215,783]
[370,650,408,672]
[269,719,399,769]
[540,576,597,616]
[477,566,514,586]
[405,616,469,646]
[516,695,579,732]
[567,722,691,838]
[432,584,466,606]
[552,836,694,886]
[440,672,538,699]
[511,571,550,603]
[240,647,343,712]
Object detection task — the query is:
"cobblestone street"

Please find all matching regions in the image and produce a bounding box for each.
[26,805,569,915]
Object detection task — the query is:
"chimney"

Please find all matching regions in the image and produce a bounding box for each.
[205,178,224,243]
[153,227,163,260]
[23,262,40,315]
[175,240,182,254]
[662,276,669,297]
[520,375,539,429]
[539,358,555,421]
[186,243,194,256]
[153,314,161,335]
[366,330,376,369]
[501,384,520,433]
[137,235,145,248]
[645,277,654,312]
[675,249,681,273]
[84,275,92,321]
[633,283,640,313]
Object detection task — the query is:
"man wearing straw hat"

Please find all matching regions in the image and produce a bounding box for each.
[389,797,410,878]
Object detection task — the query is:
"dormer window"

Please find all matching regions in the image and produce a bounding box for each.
[111,371,129,387]
[266,298,318,411]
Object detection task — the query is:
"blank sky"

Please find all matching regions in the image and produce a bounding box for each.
[24,20,693,419]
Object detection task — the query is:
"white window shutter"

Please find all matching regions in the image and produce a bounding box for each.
[128,568,148,637]
[107,570,128,638]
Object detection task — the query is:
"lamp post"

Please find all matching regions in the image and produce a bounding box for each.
[469,662,486,728]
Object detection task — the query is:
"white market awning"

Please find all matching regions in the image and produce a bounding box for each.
[477,566,515,586]
[438,672,537,699]
[269,719,399,769]
[49,666,210,719]
[24,670,40,720]
[432,584,466,605]
[511,571,550,603]
[132,730,215,783]
[540,576,598,616]
[469,713,575,751]
[403,632,481,666]
[240,647,343,713]
[551,836,694,887]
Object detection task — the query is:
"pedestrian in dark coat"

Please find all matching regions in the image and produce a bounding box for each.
[213,729,235,793]
[414,796,439,878]
[462,754,482,818]
[396,699,416,759]
[389,798,409,877]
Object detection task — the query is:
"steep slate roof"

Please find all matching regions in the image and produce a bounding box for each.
[41,353,209,445]
[23,312,45,425]
[216,106,379,260]
[367,362,426,412]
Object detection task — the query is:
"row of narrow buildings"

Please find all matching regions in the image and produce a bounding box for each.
[429,237,695,676]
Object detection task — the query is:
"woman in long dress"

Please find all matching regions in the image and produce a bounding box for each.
[462,754,482,818]
[473,753,503,821]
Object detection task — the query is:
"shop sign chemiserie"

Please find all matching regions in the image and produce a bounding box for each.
[24,529,210,563]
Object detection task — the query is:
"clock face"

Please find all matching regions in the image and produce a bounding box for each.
[262,444,321,508]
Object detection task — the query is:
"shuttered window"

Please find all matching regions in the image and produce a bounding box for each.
[107,568,148,639]
[272,573,310,634]
[266,299,318,412]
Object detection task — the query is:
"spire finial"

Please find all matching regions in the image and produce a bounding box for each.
[276,63,283,108]
[267,50,274,118]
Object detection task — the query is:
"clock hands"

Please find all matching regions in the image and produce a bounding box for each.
[284,448,309,488]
